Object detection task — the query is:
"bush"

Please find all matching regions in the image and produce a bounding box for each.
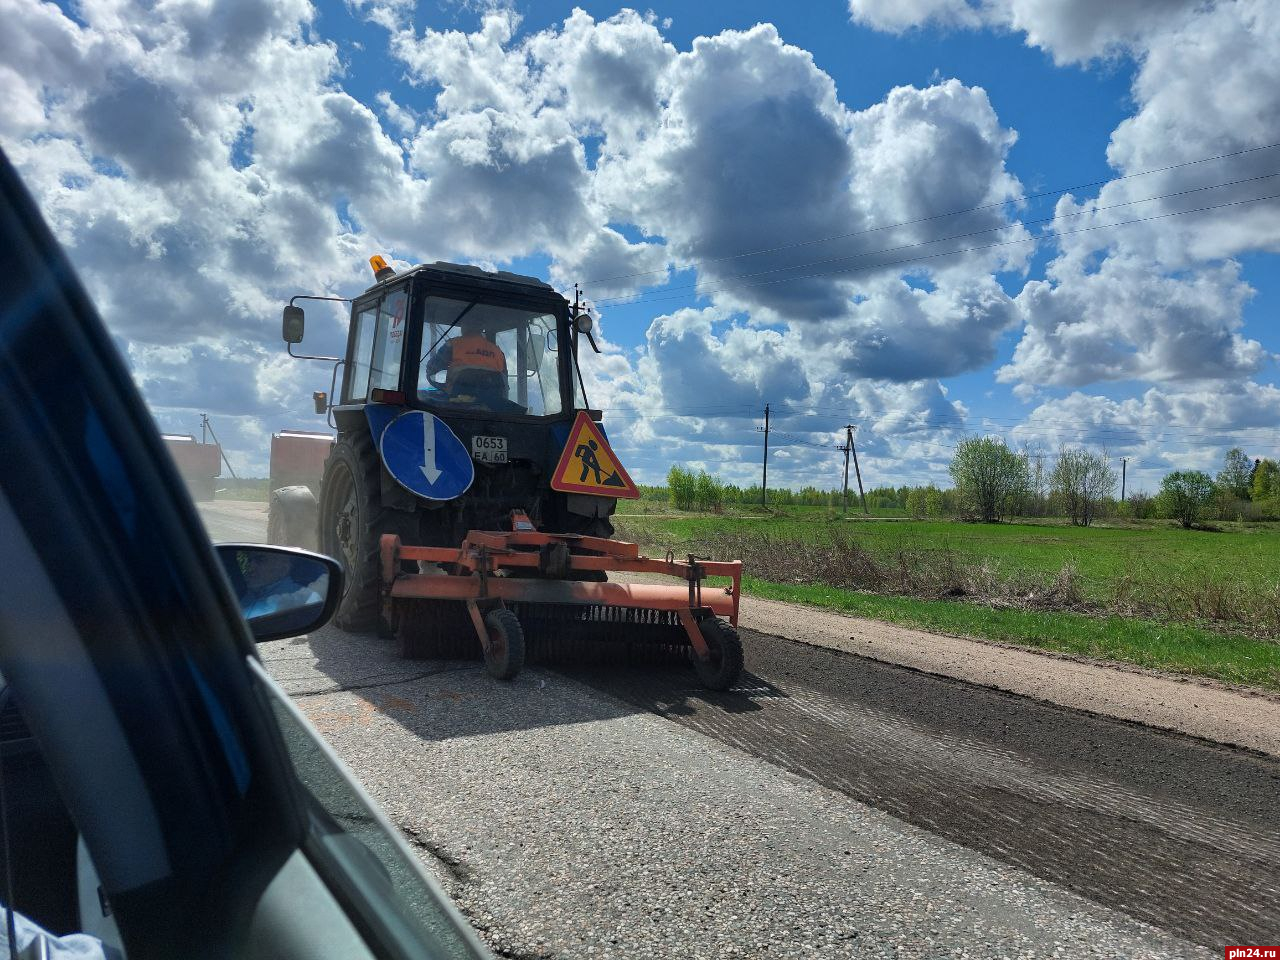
[1128,491,1156,519]
[667,464,724,512]
[667,465,697,510]
[1050,446,1116,527]
[1158,470,1215,529]
[1253,459,1279,503]
[925,486,943,518]
[949,437,1029,523]
[905,488,926,518]
[694,470,724,512]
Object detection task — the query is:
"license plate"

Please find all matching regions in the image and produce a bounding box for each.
[471,435,508,463]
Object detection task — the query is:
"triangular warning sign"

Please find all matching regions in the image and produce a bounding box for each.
[551,411,640,499]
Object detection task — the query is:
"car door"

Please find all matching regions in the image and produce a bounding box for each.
[0,149,488,960]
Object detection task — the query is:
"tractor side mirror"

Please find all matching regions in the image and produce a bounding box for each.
[313,391,328,415]
[573,312,602,354]
[282,304,305,344]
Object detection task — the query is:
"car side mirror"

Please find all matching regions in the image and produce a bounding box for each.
[215,544,343,642]
[313,391,328,415]
[283,305,306,344]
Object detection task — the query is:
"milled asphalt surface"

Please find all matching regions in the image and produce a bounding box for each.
[197,501,1267,957]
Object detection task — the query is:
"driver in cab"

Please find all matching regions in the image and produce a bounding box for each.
[424,316,522,412]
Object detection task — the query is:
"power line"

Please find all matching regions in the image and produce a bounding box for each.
[590,395,1278,464]
[596,189,1280,309]
[897,411,1280,445]
[584,140,1280,286]
[596,171,1279,306]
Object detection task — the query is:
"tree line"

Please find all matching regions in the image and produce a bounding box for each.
[947,439,1280,527]
[655,444,1280,527]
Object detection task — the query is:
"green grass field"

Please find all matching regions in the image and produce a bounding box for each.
[616,507,1280,689]
[616,508,1280,600]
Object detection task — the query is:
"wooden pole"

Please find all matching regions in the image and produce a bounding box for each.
[850,428,868,515]
[841,431,851,513]
[761,403,770,508]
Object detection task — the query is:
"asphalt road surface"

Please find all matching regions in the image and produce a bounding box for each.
[557,635,1280,949]
[200,501,1277,956]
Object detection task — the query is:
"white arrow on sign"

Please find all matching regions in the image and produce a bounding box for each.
[420,413,442,484]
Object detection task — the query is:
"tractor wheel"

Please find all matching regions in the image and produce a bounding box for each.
[266,508,286,546]
[693,618,744,691]
[482,608,526,681]
[318,432,387,632]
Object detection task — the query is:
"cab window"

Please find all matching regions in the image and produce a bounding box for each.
[370,289,407,394]
[417,296,564,417]
[345,304,377,402]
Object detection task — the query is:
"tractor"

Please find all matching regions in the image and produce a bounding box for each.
[270,256,744,689]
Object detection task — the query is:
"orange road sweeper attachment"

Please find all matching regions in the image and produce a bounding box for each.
[379,518,744,690]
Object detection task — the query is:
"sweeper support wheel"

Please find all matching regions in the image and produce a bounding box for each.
[474,604,525,681]
[692,617,744,690]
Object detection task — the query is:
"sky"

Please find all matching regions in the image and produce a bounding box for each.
[2,0,1278,493]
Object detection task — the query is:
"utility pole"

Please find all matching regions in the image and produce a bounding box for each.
[760,403,770,507]
[1121,457,1128,502]
[840,434,851,512]
[201,413,239,480]
[848,425,868,515]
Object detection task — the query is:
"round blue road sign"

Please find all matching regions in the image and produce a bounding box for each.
[379,411,474,501]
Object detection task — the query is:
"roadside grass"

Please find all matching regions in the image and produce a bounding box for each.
[616,513,1280,602]
[744,577,1280,692]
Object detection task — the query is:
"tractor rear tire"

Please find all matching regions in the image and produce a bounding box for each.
[693,618,744,691]
[268,485,318,550]
[483,608,525,681]
[318,431,388,632]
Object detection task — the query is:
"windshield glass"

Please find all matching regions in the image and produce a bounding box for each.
[418,297,563,416]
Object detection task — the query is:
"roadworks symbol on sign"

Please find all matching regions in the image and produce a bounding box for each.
[551,411,640,499]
